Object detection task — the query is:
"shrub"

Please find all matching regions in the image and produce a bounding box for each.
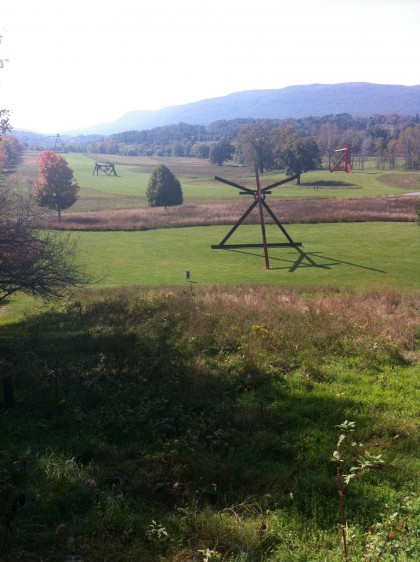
[146,164,183,207]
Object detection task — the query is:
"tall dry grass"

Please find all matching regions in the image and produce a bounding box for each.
[79,284,420,364]
[46,196,419,231]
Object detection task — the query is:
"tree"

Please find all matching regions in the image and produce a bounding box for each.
[0,36,11,136]
[34,151,79,220]
[0,39,87,302]
[398,125,420,170]
[209,137,235,166]
[318,123,339,168]
[0,148,7,172]
[172,141,185,157]
[146,164,183,207]
[192,142,210,159]
[0,187,88,302]
[0,136,23,169]
[236,121,274,173]
[271,126,321,184]
[0,109,11,137]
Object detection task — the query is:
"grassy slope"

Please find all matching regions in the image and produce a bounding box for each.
[0,287,418,561]
[1,153,418,561]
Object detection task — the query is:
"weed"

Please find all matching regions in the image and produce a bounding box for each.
[146,519,169,542]
[333,421,415,562]
[197,547,222,561]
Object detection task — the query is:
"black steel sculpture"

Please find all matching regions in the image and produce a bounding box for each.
[211,170,302,269]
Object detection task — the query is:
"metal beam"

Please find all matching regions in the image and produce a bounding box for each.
[211,242,302,248]
[214,176,254,194]
[261,174,300,193]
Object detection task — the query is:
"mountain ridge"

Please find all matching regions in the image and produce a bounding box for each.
[57,82,420,135]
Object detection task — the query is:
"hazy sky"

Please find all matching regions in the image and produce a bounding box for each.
[1,0,420,133]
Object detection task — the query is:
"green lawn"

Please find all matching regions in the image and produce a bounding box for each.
[16,153,420,216]
[62,153,420,203]
[3,222,418,325]
[3,153,418,324]
[72,222,419,291]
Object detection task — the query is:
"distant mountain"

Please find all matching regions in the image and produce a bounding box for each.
[71,82,420,135]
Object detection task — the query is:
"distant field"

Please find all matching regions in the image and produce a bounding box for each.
[16,152,420,215]
[71,153,420,203]
[2,152,417,325]
[11,152,420,235]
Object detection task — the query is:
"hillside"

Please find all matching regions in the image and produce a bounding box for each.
[1,286,418,560]
[76,82,420,135]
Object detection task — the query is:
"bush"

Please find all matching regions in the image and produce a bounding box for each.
[146,164,183,207]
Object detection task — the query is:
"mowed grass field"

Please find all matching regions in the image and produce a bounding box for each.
[27,152,420,288]
[18,152,420,212]
[67,152,420,205]
[2,151,418,324]
[6,150,418,314]
[76,223,420,291]
[3,221,418,324]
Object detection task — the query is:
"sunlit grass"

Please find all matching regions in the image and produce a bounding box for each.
[17,152,419,210]
[76,222,419,291]
[1,222,418,326]
[70,154,413,201]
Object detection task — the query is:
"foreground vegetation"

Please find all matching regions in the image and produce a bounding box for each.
[1,286,419,561]
[1,150,418,560]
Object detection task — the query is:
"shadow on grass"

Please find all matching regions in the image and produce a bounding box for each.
[226,246,387,274]
[0,290,408,559]
[0,299,10,311]
[0,305,369,521]
[300,180,358,188]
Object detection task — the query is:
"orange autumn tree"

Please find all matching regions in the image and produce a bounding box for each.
[35,150,79,220]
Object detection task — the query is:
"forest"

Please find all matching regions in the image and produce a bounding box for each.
[12,113,420,172]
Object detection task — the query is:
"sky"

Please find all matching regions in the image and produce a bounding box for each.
[1,0,420,134]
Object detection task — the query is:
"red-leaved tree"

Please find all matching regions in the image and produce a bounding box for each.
[35,151,79,220]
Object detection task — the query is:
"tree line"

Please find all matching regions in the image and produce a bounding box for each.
[14,113,420,171]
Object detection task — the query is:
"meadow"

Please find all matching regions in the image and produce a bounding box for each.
[72,223,420,291]
[65,153,420,206]
[3,151,419,315]
[16,152,420,210]
[0,151,419,561]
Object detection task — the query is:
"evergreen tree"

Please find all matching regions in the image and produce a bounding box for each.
[146,164,183,207]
